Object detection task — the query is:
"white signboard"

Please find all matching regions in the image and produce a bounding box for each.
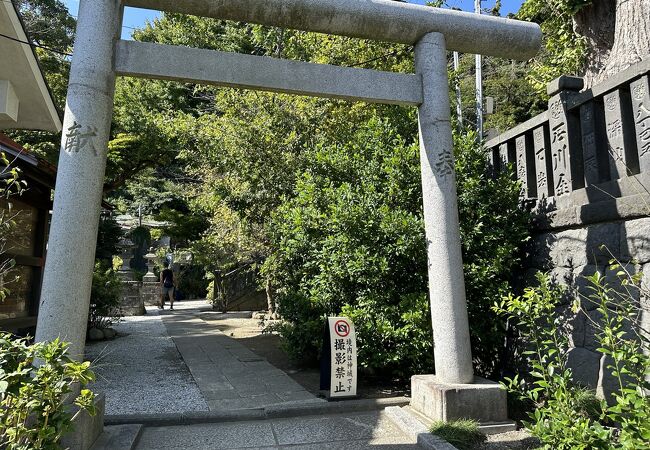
[328,316,357,398]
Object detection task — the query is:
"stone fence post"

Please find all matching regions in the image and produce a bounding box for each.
[546,76,584,197]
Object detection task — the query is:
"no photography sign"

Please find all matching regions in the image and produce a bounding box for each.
[327,317,357,398]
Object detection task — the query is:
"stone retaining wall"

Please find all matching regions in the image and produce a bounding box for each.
[485,62,650,399]
[523,209,650,400]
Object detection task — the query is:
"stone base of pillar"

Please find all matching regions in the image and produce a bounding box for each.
[60,393,105,450]
[141,281,160,306]
[119,281,145,316]
[411,375,514,428]
[142,273,157,282]
[117,269,134,281]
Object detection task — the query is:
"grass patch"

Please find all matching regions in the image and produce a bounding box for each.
[429,419,486,450]
[574,387,602,420]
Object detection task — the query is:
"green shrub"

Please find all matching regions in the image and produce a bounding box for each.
[264,124,529,377]
[128,226,151,273]
[494,269,650,449]
[429,419,486,450]
[455,131,530,377]
[95,215,122,264]
[177,264,208,299]
[0,334,96,449]
[89,261,122,330]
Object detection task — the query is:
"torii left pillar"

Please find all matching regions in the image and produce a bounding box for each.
[35,0,123,359]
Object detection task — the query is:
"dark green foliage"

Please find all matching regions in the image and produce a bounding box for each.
[89,262,121,329]
[265,121,529,376]
[95,215,122,264]
[156,207,209,248]
[453,55,547,135]
[264,117,429,373]
[517,0,588,95]
[429,419,486,450]
[177,264,209,299]
[0,334,96,449]
[455,132,530,377]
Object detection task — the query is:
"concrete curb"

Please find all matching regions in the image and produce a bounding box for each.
[384,406,458,450]
[90,424,143,450]
[105,396,410,426]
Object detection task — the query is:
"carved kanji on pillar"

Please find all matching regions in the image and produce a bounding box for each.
[630,75,650,173]
[516,133,536,199]
[604,89,639,179]
[533,125,552,198]
[580,101,609,184]
[547,93,583,196]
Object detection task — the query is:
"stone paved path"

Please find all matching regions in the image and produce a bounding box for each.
[134,410,422,450]
[88,300,426,450]
[85,310,209,415]
[85,300,322,415]
[159,301,323,410]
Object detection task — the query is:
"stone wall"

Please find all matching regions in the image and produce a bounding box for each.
[485,63,650,399]
[524,214,650,399]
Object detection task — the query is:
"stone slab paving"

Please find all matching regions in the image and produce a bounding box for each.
[134,410,422,450]
[159,300,325,411]
[84,309,209,415]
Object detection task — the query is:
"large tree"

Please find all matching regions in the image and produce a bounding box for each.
[519,0,650,91]
[574,0,650,87]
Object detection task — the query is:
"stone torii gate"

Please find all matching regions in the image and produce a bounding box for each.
[35,0,540,423]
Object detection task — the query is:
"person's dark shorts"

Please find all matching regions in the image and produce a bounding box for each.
[162,286,174,296]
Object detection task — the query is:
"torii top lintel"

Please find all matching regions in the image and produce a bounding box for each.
[122,0,542,60]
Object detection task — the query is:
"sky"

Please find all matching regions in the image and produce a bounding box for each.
[62,0,524,40]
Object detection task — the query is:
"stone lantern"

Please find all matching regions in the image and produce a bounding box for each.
[116,237,135,281]
[143,248,158,282]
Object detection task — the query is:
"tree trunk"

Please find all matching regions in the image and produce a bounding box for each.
[574,0,650,88]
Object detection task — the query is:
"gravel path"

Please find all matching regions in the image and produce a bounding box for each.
[84,307,209,415]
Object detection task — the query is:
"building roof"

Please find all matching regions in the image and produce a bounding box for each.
[0,132,56,189]
[0,2,62,132]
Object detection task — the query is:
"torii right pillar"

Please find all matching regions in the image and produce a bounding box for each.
[411,32,513,429]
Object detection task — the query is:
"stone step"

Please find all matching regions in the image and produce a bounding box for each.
[385,406,458,450]
[90,424,143,450]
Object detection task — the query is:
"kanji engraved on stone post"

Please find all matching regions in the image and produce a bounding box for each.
[583,147,598,181]
[580,101,602,185]
[549,114,572,197]
[636,105,650,156]
[631,76,650,171]
[434,151,454,178]
[516,138,526,180]
[64,121,99,156]
[516,134,532,198]
[555,173,570,195]
[550,99,562,120]
[533,126,549,197]
[604,90,634,178]
[551,123,568,171]
[499,142,509,172]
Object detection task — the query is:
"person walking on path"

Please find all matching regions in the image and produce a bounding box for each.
[160,261,175,310]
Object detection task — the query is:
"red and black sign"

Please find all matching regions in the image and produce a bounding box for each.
[334,319,350,337]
